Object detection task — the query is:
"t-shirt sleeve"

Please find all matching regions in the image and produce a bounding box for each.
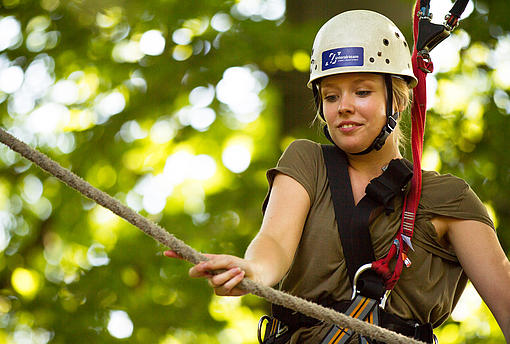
[262,139,321,213]
[412,171,495,261]
[419,172,494,229]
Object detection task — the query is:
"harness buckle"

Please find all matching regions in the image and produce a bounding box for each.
[444,13,459,31]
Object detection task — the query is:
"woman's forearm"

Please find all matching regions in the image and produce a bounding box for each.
[244,232,295,287]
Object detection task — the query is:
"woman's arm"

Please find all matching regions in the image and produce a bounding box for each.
[166,173,310,296]
[445,218,510,341]
[244,172,310,286]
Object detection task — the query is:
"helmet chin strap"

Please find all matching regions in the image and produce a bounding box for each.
[319,74,399,155]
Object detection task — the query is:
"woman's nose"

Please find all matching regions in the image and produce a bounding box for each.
[337,94,354,114]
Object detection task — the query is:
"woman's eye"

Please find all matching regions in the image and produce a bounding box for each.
[356,90,371,96]
[324,95,337,102]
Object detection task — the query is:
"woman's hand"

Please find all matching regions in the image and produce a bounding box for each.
[163,173,310,296]
[164,251,254,296]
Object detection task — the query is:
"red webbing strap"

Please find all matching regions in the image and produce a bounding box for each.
[372,1,428,290]
[406,0,427,248]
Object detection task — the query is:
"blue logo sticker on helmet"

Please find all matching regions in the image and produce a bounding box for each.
[322,47,364,70]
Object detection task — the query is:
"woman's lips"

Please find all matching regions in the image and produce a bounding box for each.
[337,121,362,132]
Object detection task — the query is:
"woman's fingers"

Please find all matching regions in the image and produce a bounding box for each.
[189,261,214,278]
[210,269,247,296]
[169,253,249,296]
[209,267,242,287]
[221,270,247,296]
[189,255,240,277]
[163,250,183,259]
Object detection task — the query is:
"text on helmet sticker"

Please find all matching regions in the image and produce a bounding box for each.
[322,47,364,70]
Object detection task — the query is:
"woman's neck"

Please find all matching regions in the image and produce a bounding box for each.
[346,141,402,181]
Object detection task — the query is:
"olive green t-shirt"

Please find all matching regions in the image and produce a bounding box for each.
[264,139,494,344]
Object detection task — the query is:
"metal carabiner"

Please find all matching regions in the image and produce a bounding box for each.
[257,315,271,344]
[351,263,373,300]
[351,263,392,309]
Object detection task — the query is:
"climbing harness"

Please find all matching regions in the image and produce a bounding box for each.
[318,145,431,344]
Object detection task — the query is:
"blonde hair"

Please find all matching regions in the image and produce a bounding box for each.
[392,76,412,150]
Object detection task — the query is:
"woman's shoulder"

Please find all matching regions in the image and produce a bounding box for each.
[284,139,322,152]
[421,169,468,189]
[418,170,491,224]
[279,139,323,163]
[420,170,469,202]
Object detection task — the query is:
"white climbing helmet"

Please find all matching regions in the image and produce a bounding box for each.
[308,10,418,88]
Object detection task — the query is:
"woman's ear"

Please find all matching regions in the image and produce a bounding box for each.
[393,99,406,114]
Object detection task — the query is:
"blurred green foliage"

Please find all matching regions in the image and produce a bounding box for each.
[0,0,509,343]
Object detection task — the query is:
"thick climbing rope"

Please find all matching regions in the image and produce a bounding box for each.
[0,127,425,344]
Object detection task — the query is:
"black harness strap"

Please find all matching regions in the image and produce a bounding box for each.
[321,145,374,286]
[318,145,417,344]
[321,145,413,290]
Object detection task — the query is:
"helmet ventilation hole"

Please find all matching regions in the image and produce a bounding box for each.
[385,59,390,64]
[395,32,400,38]
[369,57,375,63]
[383,38,389,46]
[403,41,407,47]
[377,52,382,57]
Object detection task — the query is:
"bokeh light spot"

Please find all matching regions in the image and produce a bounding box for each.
[12,268,41,299]
[112,40,144,63]
[22,174,43,205]
[0,16,22,51]
[149,119,177,144]
[107,310,133,339]
[172,45,193,61]
[140,30,165,56]
[0,65,24,94]
[292,50,310,72]
[95,91,126,122]
[211,13,233,32]
[222,142,252,173]
[172,28,193,45]
[189,84,215,108]
[50,80,79,105]
[87,243,110,267]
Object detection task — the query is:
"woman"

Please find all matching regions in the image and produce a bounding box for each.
[165,10,510,343]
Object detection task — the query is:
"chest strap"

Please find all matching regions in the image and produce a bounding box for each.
[321,144,413,288]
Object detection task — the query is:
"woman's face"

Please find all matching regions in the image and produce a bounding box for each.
[321,73,388,154]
